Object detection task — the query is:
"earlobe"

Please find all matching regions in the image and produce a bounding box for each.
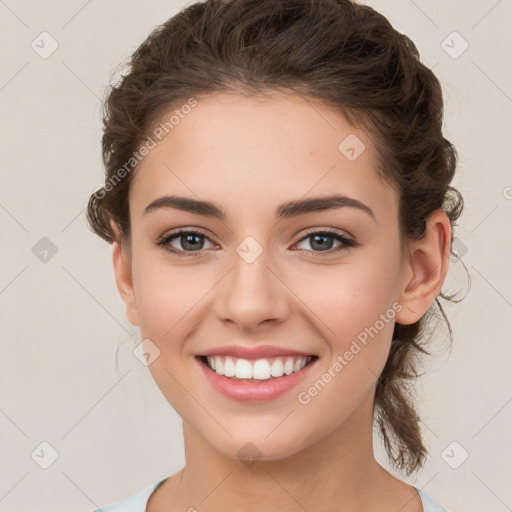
[111,236,140,327]
[395,209,452,325]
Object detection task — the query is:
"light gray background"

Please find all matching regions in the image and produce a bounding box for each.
[0,1,511,511]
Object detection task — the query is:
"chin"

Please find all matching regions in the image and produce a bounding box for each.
[202,422,319,464]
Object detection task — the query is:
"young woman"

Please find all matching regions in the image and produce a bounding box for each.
[87,0,465,510]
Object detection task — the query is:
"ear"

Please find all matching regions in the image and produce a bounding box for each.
[111,221,139,327]
[395,209,452,325]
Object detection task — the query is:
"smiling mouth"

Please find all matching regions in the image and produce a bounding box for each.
[197,354,319,382]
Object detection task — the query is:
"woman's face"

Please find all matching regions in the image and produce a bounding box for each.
[114,91,417,461]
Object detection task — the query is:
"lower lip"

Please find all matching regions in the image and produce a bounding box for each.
[196,356,318,402]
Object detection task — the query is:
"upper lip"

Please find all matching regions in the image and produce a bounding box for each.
[198,344,316,359]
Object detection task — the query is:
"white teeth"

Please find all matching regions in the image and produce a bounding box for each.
[205,355,313,380]
[214,357,224,375]
[283,357,294,375]
[252,359,271,380]
[234,358,253,379]
[223,356,235,377]
[270,358,284,377]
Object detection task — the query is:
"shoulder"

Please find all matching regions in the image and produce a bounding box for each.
[414,486,450,512]
[88,478,166,512]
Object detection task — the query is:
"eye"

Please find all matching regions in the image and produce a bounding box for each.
[293,229,358,257]
[156,229,216,257]
[156,228,359,258]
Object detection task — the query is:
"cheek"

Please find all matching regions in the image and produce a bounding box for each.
[296,259,399,341]
[289,253,401,389]
[292,269,398,421]
[131,254,210,340]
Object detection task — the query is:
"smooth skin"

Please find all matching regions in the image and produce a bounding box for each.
[111,90,451,512]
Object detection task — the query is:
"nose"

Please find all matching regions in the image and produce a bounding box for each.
[214,246,290,332]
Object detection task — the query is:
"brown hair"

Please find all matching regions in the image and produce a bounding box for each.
[87,0,468,476]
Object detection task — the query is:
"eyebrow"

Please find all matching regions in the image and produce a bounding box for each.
[143,193,376,222]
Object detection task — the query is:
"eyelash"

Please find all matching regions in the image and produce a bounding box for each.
[156,228,359,258]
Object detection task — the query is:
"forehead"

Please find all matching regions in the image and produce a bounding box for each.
[129,92,397,222]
